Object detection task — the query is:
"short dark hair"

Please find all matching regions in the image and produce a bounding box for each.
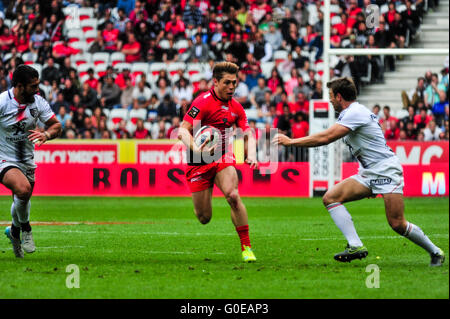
[326,77,357,101]
[12,64,39,87]
[213,62,239,81]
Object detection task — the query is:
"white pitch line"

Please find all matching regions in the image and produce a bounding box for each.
[32,229,449,241]
[0,245,85,250]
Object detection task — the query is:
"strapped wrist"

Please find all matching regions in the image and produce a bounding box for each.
[44,131,51,140]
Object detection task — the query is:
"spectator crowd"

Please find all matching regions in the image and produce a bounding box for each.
[0,0,447,151]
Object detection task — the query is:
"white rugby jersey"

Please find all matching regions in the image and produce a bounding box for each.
[0,89,55,165]
[336,101,395,169]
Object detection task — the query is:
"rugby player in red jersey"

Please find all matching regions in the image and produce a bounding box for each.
[178,62,258,262]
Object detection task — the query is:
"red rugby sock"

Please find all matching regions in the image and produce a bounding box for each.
[236,225,251,251]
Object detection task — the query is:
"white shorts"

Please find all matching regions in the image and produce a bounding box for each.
[0,161,36,184]
[350,156,404,194]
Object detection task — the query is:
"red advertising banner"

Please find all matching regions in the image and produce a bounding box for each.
[0,162,446,197]
[35,143,118,164]
[137,143,186,164]
[0,163,310,197]
[386,141,448,164]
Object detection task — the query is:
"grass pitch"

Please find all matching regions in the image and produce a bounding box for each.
[0,196,448,299]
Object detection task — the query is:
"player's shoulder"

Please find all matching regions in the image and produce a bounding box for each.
[33,94,51,108]
[0,90,12,110]
[193,90,214,105]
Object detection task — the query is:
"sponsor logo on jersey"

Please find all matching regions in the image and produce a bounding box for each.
[12,121,26,135]
[188,106,200,118]
[29,108,38,118]
[369,178,392,186]
[221,105,229,110]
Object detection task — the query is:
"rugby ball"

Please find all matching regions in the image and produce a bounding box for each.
[194,126,220,148]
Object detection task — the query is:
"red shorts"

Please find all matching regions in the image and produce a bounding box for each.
[185,153,236,193]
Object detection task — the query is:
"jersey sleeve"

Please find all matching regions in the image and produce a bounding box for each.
[183,97,206,125]
[36,96,55,123]
[336,107,370,131]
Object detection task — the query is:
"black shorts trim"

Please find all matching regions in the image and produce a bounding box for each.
[0,165,20,184]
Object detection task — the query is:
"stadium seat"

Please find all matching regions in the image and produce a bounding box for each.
[129,109,148,125]
[273,50,288,63]
[78,7,94,21]
[131,62,150,77]
[114,62,132,72]
[109,108,129,125]
[159,39,170,49]
[175,39,189,54]
[380,4,389,14]
[245,108,259,121]
[261,61,275,79]
[28,64,42,77]
[80,74,90,83]
[330,4,341,13]
[92,52,110,66]
[71,53,92,66]
[22,52,37,65]
[360,63,372,84]
[150,62,167,76]
[190,73,203,91]
[102,108,110,119]
[110,52,125,66]
[94,64,108,78]
[186,63,203,76]
[77,63,94,78]
[80,18,98,32]
[148,110,158,122]
[167,62,186,77]
[84,30,97,44]
[67,29,84,43]
[70,40,89,52]
[331,16,341,25]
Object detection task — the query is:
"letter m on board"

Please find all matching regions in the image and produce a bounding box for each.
[422,172,446,195]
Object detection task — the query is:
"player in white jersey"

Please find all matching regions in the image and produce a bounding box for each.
[1,65,62,258]
[274,77,444,266]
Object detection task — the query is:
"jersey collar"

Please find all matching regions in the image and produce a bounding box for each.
[210,88,229,103]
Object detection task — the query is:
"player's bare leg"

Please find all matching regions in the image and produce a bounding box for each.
[2,168,35,257]
[191,188,213,224]
[383,193,444,266]
[322,178,372,262]
[215,166,255,262]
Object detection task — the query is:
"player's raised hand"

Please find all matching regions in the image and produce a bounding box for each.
[272,133,291,146]
[28,129,48,147]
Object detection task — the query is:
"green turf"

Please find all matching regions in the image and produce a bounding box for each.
[0,196,448,299]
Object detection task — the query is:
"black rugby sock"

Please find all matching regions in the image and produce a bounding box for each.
[21,222,32,232]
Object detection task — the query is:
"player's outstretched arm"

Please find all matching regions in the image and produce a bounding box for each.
[273,124,350,148]
[28,117,62,146]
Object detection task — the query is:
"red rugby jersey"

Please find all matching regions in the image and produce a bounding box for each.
[183,88,250,165]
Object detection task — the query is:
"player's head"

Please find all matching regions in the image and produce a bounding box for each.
[12,64,40,104]
[326,77,357,112]
[212,61,239,101]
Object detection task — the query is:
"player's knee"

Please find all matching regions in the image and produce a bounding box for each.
[388,218,406,234]
[198,214,211,225]
[322,192,336,207]
[225,190,240,209]
[15,184,32,200]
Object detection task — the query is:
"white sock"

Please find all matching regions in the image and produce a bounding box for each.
[327,203,364,247]
[13,195,31,224]
[10,202,20,227]
[403,222,440,255]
